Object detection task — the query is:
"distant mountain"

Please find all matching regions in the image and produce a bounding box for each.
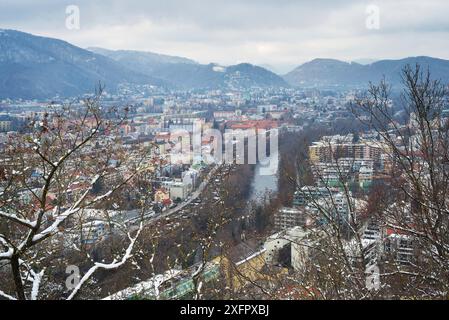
[0,29,288,100]
[91,48,288,90]
[149,62,288,90]
[284,57,449,89]
[87,47,198,74]
[9,29,449,99]
[284,59,366,88]
[158,62,289,90]
[0,30,164,99]
[224,63,289,89]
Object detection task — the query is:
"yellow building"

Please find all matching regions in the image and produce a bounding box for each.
[212,241,287,292]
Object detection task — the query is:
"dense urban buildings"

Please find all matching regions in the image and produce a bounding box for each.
[1,1,449,308]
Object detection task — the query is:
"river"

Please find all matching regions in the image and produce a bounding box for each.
[248,151,279,204]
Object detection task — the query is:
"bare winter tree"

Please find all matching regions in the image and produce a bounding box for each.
[254,127,376,299]
[0,90,156,300]
[354,65,449,298]
[248,64,449,300]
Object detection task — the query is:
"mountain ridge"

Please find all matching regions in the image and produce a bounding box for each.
[2,29,449,99]
[0,30,288,99]
[284,56,449,88]
[88,48,289,90]
[87,47,198,70]
[0,29,166,99]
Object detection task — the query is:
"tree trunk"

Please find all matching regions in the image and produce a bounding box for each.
[11,255,26,300]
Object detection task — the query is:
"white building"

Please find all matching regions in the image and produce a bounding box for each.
[182,169,199,192]
[162,180,190,201]
[274,207,308,231]
[264,226,323,272]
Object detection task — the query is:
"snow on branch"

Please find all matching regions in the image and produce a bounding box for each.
[0,210,36,229]
[0,234,13,260]
[66,223,143,300]
[0,289,16,300]
[31,175,105,244]
[30,161,145,246]
[30,269,45,300]
[19,259,45,300]
[0,247,13,260]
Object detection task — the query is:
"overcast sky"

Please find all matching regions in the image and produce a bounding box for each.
[1,0,449,73]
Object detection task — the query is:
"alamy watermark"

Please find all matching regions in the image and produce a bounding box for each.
[66,265,80,290]
[366,4,380,30]
[167,120,279,176]
[65,5,80,30]
[366,264,380,291]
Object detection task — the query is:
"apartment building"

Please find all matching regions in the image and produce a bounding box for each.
[274,207,307,231]
[310,140,384,164]
[293,186,340,207]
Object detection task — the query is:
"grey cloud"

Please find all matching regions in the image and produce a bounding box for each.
[1,0,449,69]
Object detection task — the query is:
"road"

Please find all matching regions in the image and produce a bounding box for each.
[124,164,221,229]
[156,164,220,220]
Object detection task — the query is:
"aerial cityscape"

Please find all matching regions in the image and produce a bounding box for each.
[1,0,449,307]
